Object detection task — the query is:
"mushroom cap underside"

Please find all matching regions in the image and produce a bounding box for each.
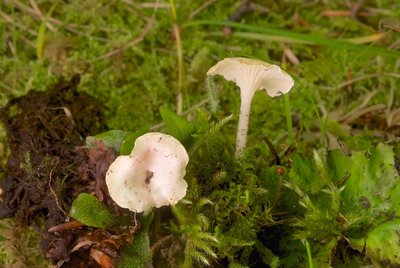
[207,57,294,97]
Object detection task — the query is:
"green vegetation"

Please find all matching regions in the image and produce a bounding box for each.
[0,218,51,267]
[1,0,400,267]
[70,193,124,228]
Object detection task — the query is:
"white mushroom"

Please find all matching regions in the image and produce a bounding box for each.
[207,57,294,156]
[105,132,189,213]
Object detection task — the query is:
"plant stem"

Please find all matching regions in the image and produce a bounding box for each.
[284,93,293,146]
[305,239,314,268]
[310,96,326,147]
[271,173,283,209]
[36,3,57,60]
[153,209,161,241]
[169,0,184,114]
[236,97,252,157]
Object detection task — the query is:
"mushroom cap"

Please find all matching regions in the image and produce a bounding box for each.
[105,132,189,213]
[207,57,294,97]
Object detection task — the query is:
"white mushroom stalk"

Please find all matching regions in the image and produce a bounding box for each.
[105,132,189,213]
[207,57,294,157]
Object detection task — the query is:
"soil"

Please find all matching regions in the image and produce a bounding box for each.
[0,75,133,267]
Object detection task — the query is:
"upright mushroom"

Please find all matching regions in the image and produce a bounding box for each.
[105,132,189,213]
[207,57,294,156]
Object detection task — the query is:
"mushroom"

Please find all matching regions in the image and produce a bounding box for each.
[105,132,189,213]
[207,57,294,156]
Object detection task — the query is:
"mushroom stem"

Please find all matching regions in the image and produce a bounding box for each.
[207,57,294,158]
[236,92,254,157]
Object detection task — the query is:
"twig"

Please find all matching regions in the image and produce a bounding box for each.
[263,137,284,209]
[7,1,113,42]
[223,0,254,34]
[229,0,253,21]
[0,10,38,36]
[28,0,57,32]
[139,2,169,8]
[121,0,170,9]
[388,39,400,50]
[0,81,14,95]
[263,137,281,166]
[271,172,283,209]
[151,234,174,251]
[321,72,400,91]
[9,0,116,32]
[48,220,84,233]
[383,24,400,32]
[350,0,365,18]
[189,0,217,19]
[92,1,159,61]
[338,74,378,89]
[387,72,400,79]
[339,90,377,122]
[282,44,300,65]
[345,66,352,91]
[264,219,294,227]
[48,158,68,216]
[343,104,386,124]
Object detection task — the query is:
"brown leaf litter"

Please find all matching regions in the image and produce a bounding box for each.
[0,75,136,267]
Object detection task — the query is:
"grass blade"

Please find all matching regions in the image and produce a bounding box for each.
[183,20,400,58]
[36,3,57,60]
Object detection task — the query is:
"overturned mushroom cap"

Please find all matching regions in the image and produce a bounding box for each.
[106,132,189,213]
[207,57,294,97]
[207,57,294,156]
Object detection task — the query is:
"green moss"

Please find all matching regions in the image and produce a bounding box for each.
[0,218,51,267]
[1,0,400,266]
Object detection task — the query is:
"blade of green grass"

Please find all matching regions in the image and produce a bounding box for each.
[169,0,185,115]
[284,93,293,146]
[209,31,313,45]
[183,20,400,58]
[36,3,57,60]
[305,239,314,268]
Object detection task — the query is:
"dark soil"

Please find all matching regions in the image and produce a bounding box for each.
[0,76,133,267]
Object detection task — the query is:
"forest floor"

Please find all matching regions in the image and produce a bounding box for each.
[0,1,400,267]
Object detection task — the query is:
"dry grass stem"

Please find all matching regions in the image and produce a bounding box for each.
[28,0,57,32]
[92,2,159,62]
[189,0,217,19]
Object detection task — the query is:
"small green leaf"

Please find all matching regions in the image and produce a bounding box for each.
[86,130,129,152]
[350,219,400,266]
[289,154,325,194]
[70,193,118,228]
[326,149,350,184]
[120,130,147,155]
[288,143,400,259]
[389,181,400,214]
[117,213,153,268]
[160,107,195,146]
[341,143,397,216]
